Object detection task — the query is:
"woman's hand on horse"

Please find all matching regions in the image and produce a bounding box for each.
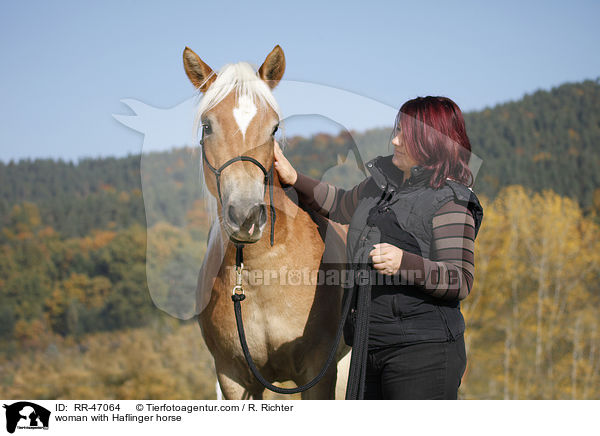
[273,140,298,185]
[369,243,404,275]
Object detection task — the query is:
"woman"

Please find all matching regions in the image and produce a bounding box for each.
[273,96,484,400]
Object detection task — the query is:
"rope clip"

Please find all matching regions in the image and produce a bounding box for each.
[232,262,245,296]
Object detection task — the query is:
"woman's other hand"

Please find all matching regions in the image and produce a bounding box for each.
[273,140,298,185]
[369,243,404,275]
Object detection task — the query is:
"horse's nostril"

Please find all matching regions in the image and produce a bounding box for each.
[227,202,267,235]
[244,203,267,231]
[258,204,267,227]
[228,204,239,226]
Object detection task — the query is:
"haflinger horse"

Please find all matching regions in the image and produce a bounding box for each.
[183,45,351,400]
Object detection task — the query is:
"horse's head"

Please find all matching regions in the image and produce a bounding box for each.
[183,45,285,244]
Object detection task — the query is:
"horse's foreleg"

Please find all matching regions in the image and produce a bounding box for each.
[296,365,337,400]
[297,343,351,399]
[216,369,264,400]
[335,351,351,400]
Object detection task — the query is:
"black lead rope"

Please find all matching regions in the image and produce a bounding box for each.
[231,243,356,395]
[344,255,373,400]
[345,192,398,399]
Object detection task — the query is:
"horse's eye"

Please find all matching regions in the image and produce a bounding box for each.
[272,123,279,136]
[202,120,212,136]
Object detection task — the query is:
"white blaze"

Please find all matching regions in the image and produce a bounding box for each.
[233,95,257,140]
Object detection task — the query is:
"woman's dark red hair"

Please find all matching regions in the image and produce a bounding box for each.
[395,96,473,189]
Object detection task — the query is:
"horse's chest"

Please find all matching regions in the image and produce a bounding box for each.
[200,281,308,361]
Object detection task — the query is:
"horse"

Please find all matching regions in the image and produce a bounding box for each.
[183,45,351,400]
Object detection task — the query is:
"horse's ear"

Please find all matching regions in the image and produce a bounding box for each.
[258,45,285,89]
[183,47,216,92]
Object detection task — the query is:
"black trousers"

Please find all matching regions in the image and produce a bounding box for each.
[364,334,467,400]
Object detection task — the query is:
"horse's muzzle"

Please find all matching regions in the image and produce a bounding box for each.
[224,200,268,243]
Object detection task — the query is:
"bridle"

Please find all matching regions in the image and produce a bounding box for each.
[200,131,276,247]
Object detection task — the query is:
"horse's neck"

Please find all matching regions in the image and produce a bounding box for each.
[270,175,303,224]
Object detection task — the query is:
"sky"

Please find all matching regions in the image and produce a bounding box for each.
[0,0,599,162]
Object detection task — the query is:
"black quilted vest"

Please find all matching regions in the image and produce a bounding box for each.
[343,155,484,349]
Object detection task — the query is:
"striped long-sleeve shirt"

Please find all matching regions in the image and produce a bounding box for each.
[293,172,476,301]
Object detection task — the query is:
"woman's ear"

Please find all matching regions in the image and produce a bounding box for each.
[183,46,217,92]
[258,45,286,89]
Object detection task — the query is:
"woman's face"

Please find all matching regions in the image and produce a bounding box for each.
[391,128,419,175]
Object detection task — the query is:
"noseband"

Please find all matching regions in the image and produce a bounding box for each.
[200,135,276,246]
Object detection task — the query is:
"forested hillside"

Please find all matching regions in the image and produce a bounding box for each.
[466,78,600,208]
[1,79,599,237]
